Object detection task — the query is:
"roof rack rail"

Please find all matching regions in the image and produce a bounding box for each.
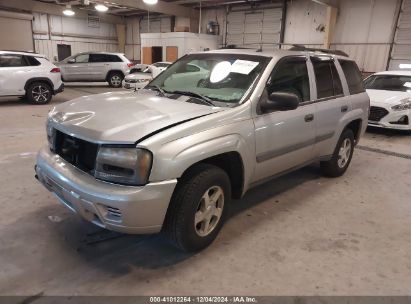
[1,50,37,54]
[290,44,349,57]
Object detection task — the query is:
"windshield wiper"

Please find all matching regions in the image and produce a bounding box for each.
[169,90,215,106]
[145,84,166,96]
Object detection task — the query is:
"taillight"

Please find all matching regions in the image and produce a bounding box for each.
[127,63,133,68]
[50,68,60,73]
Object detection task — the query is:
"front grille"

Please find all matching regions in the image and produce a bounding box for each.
[54,130,98,174]
[125,79,137,83]
[369,106,389,122]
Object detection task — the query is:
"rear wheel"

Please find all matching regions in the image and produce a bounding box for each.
[26,82,52,104]
[108,72,123,88]
[321,129,355,177]
[164,164,231,252]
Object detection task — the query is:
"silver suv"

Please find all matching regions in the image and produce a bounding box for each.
[57,52,132,88]
[35,49,369,252]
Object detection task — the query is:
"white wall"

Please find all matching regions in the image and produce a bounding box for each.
[33,12,119,61]
[284,0,399,72]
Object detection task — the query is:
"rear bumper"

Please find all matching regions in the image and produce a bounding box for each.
[54,82,64,95]
[35,146,177,234]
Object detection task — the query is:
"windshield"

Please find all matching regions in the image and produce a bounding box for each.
[148,53,269,104]
[364,75,411,92]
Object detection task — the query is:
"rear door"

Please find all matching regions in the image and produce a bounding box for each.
[253,56,317,182]
[88,54,111,81]
[309,56,350,158]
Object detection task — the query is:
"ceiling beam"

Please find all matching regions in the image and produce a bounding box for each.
[0,0,124,23]
[93,0,199,18]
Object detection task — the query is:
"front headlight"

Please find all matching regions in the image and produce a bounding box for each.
[46,119,56,150]
[392,98,411,111]
[95,147,152,186]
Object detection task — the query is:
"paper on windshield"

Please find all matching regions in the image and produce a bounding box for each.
[230,60,259,75]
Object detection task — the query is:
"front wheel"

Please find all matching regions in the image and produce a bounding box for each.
[108,72,123,88]
[164,164,231,252]
[321,129,355,177]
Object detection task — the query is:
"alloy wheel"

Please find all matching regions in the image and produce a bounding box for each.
[337,138,352,168]
[194,186,225,237]
[111,75,122,87]
[32,85,50,103]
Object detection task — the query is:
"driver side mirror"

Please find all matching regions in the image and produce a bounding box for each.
[68,58,75,64]
[261,91,300,113]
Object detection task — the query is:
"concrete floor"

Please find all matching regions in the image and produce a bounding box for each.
[0,85,410,296]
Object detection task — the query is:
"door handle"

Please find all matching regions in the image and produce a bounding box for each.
[341,105,348,113]
[304,114,314,122]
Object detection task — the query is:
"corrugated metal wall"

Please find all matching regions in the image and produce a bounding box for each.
[389,0,411,69]
[283,0,399,73]
[33,12,119,61]
[125,15,172,61]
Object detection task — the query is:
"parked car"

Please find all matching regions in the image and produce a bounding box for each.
[123,62,179,90]
[57,52,132,88]
[0,51,64,104]
[35,49,369,252]
[364,71,411,130]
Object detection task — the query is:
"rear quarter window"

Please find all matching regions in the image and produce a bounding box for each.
[25,56,41,66]
[339,60,365,94]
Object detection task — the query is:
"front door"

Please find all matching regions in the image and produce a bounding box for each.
[253,56,317,182]
[63,53,90,81]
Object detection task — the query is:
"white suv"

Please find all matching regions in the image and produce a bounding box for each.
[0,51,64,104]
[57,52,132,88]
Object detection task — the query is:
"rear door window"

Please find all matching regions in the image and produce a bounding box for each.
[339,60,365,94]
[311,57,343,99]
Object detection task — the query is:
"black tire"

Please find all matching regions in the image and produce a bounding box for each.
[321,128,355,177]
[108,72,123,88]
[26,82,52,104]
[164,164,231,252]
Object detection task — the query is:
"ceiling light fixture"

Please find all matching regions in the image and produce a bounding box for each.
[63,5,75,16]
[95,4,109,12]
[143,0,158,5]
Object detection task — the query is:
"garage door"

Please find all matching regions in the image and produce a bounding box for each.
[0,11,33,51]
[389,0,411,70]
[226,6,283,51]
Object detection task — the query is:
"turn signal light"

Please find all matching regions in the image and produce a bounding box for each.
[50,68,61,73]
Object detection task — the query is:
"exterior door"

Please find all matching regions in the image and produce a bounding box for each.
[309,56,350,158]
[88,54,110,81]
[253,56,317,182]
[63,53,90,81]
[166,46,178,62]
[142,47,152,65]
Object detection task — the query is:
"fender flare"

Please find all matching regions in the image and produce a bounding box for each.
[24,77,54,92]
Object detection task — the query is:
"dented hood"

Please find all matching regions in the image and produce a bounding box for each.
[49,90,223,144]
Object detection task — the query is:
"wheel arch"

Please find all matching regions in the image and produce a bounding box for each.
[105,70,125,81]
[179,152,245,199]
[24,78,54,93]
